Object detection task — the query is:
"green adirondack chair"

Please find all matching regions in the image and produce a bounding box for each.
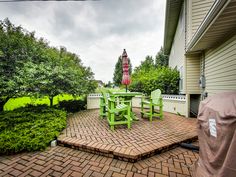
[99,89,109,118]
[107,97,131,131]
[141,89,163,121]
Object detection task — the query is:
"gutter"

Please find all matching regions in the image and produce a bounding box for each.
[186,0,231,52]
[163,0,183,55]
[163,0,170,53]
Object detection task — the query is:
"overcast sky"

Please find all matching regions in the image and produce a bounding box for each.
[0,0,165,83]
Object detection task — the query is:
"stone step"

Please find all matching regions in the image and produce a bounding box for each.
[57,136,198,162]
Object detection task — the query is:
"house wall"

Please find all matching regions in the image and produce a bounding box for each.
[168,3,186,93]
[185,54,201,94]
[185,53,201,117]
[204,34,236,96]
[169,4,185,69]
[190,0,215,39]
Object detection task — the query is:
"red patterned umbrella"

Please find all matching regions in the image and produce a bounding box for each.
[121,49,131,92]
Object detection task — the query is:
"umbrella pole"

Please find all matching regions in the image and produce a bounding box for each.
[126,85,127,92]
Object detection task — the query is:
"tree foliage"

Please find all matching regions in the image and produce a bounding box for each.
[113,56,132,86]
[129,67,179,95]
[104,81,113,88]
[0,18,96,110]
[134,55,155,73]
[0,19,43,110]
[128,47,178,95]
[155,47,169,67]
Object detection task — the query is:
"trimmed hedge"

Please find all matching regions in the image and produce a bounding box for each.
[0,105,67,154]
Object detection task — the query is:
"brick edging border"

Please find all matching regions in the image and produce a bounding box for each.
[57,136,198,162]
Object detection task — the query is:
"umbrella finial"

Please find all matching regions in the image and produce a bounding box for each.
[122,49,127,57]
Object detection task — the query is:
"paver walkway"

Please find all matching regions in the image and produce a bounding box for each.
[58,109,197,161]
[0,144,199,177]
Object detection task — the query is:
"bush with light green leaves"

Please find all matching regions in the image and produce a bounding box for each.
[129,66,179,95]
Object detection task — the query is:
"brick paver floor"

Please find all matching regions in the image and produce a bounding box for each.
[0,144,199,177]
[58,109,197,161]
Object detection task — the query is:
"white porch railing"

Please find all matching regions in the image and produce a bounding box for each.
[87,93,187,117]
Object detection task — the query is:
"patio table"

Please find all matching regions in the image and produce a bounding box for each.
[108,90,142,121]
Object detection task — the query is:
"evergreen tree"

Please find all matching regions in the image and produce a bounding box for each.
[113,56,132,86]
[155,47,169,67]
[134,55,155,73]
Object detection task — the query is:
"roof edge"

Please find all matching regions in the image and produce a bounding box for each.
[163,0,183,55]
[186,0,230,53]
[163,0,171,54]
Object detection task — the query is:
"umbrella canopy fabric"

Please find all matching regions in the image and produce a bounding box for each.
[121,49,131,85]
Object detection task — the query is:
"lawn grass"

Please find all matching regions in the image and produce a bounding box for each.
[97,87,128,93]
[4,94,81,111]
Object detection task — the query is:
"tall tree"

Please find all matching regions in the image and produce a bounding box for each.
[104,81,112,88]
[155,47,169,67]
[113,56,122,86]
[113,56,132,86]
[0,19,96,110]
[17,49,96,107]
[0,18,45,111]
[134,55,155,73]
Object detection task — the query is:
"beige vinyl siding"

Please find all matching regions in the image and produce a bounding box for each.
[186,54,201,94]
[186,0,192,43]
[204,35,236,96]
[168,4,186,93]
[169,4,185,69]
[191,0,215,37]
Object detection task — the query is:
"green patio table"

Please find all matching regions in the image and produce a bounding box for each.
[108,90,142,121]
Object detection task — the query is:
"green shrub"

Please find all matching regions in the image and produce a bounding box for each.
[58,98,86,113]
[0,105,67,154]
[129,66,179,95]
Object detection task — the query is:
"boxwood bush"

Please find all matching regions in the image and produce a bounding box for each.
[0,105,67,154]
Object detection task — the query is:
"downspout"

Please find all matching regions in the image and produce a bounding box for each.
[200,52,207,100]
[184,0,190,117]
[184,0,187,52]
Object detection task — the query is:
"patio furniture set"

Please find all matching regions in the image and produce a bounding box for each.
[99,89,163,130]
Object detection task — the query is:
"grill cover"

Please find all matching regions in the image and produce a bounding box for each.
[193,92,236,177]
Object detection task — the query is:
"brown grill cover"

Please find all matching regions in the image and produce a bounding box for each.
[193,92,236,177]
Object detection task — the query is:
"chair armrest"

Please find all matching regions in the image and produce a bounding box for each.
[121,100,131,103]
[141,95,150,102]
[120,100,131,106]
[108,98,116,102]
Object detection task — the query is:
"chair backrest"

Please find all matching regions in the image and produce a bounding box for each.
[151,89,161,104]
[101,89,109,105]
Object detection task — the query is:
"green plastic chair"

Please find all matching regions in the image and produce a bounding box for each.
[140,89,163,121]
[99,89,109,117]
[107,97,131,131]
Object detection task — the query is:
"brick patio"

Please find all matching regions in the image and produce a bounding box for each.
[58,109,197,161]
[0,144,199,177]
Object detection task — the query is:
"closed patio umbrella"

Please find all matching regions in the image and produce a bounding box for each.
[121,49,131,92]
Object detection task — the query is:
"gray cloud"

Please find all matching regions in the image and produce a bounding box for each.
[0,0,165,83]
